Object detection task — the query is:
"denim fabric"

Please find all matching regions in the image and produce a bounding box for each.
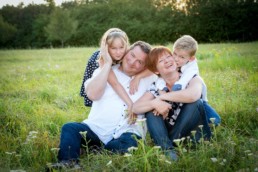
[146,100,211,150]
[172,84,221,126]
[104,132,141,154]
[58,122,102,162]
[203,101,221,126]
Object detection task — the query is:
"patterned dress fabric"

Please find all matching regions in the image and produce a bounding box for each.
[80,51,100,107]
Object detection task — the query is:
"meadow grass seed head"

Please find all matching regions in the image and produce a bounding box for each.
[106,160,112,166]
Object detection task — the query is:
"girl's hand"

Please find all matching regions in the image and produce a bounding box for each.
[129,76,140,95]
[100,41,112,66]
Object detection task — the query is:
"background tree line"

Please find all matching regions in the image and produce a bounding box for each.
[0,0,257,48]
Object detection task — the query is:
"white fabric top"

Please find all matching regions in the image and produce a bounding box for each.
[83,64,157,144]
[174,59,208,101]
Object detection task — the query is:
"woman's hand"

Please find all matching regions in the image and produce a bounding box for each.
[152,98,171,117]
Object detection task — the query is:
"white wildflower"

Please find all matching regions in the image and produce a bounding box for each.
[153,146,161,149]
[123,153,132,157]
[198,125,203,129]
[128,146,138,152]
[209,118,216,124]
[173,139,181,146]
[211,157,218,163]
[191,130,197,136]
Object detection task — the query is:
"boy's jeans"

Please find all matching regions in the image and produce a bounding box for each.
[203,101,221,126]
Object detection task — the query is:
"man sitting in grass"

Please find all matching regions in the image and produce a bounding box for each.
[46,41,157,171]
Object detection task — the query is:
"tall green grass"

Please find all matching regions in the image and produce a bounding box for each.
[0,43,257,171]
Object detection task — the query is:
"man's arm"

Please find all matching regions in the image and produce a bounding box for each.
[85,42,113,100]
[85,63,112,100]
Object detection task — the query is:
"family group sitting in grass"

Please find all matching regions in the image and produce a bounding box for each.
[47,28,221,170]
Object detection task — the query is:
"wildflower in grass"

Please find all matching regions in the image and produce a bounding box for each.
[182,148,187,153]
[181,137,185,142]
[51,148,60,152]
[106,160,112,166]
[123,153,132,157]
[198,125,203,129]
[244,150,251,153]
[128,146,138,152]
[29,131,38,135]
[211,157,218,163]
[209,118,216,124]
[55,64,60,68]
[191,130,196,136]
[165,160,172,164]
[204,141,210,145]
[153,146,161,149]
[247,153,253,156]
[173,139,181,147]
[5,152,13,155]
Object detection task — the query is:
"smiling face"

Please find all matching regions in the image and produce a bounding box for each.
[172,48,193,68]
[156,52,177,76]
[121,45,147,76]
[108,37,127,62]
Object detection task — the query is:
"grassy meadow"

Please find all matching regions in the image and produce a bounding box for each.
[0,42,257,171]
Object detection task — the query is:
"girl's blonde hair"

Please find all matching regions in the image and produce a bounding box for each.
[99,28,130,63]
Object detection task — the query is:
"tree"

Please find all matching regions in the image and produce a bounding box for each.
[45,8,78,47]
[0,15,17,46]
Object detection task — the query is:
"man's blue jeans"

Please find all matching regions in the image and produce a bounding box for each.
[58,122,141,162]
[146,100,211,150]
[57,122,103,162]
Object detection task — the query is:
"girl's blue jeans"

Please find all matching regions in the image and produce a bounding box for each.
[146,100,211,150]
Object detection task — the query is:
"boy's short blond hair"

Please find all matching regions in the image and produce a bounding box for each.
[173,35,198,57]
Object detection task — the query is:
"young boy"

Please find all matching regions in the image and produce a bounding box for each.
[171,35,221,126]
